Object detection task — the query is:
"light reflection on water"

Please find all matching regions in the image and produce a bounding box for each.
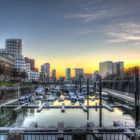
[0,97,134,128]
[13,107,134,128]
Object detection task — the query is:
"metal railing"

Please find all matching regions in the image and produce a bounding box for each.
[103,88,134,98]
[0,131,134,140]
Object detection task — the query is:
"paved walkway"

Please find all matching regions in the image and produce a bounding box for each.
[103,89,134,104]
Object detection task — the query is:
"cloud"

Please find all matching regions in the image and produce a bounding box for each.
[65,9,119,23]
[106,23,140,44]
[63,0,136,24]
[77,30,96,34]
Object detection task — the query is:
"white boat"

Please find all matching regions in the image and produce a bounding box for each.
[58,97,64,102]
[70,95,77,102]
[69,92,75,96]
[77,95,85,101]
[47,96,57,101]
[35,86,45,95]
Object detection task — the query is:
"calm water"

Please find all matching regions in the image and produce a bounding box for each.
[0,96,134,128]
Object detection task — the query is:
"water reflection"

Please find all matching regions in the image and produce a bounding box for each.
[0,95,135,128]
[0,107,134,128]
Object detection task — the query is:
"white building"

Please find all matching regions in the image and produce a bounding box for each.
[25,63,31,79]
[99,61,113,77]
[25,62,40,81]
[14,54,26,71]
[5,39,26,72]
[113,62,124,77]
[99,61,124,78]
[5,39,22,55]
[3,39,40,81]
[30,71,40,81]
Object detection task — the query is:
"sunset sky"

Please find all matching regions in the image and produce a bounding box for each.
[0,0,140,77]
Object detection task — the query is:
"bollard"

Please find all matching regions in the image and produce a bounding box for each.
[8,130,24,140]
[135,129,140,140]
[72,129,86,140]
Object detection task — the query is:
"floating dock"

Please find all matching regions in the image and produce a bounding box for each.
[79,103,87,112]
[0,99,18,108]
[102,103,114,112]
[114,102,134,111]
[13,102,28,111]
[36,103,46,112]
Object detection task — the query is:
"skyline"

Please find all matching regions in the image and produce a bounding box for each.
[0,0,140,76]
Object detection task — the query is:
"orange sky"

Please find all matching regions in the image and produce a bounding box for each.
[35,57,140,78]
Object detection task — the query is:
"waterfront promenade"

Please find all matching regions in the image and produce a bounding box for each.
[103,88,135,105]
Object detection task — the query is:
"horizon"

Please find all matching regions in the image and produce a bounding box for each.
[0,0,140,77]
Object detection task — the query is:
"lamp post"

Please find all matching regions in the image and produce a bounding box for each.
[134,67,140,140]
[87,78,89,121]
[99,75,102,127]
[134,67,140,129]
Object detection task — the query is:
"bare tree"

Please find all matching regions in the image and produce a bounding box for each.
[0,64,6,81]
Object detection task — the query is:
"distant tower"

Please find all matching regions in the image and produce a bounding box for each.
[41,63,50,82]
[52,69,56,81]
[99,61,113,77]
[113,61,124,77]
[66,68,71,80]
[74,68,84,81]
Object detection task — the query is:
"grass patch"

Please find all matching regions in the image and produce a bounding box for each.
[0,81,18,86]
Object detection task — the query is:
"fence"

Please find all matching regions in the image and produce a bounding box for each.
[0,131,134,140]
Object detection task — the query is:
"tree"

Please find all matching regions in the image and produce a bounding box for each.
[124,67,139,80]
[12,68,20,81]
[20,71,28,81]
[0,64,6,81]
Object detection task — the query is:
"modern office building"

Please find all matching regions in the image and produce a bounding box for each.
[99,61,124,78]
[25,57,35,70]
[41,63,50,82]
[66,68,71,80]
[113,62,124,77]
[99,61,113,77]
[74,68,84,81]
[52,69,56,81]
[25,57,38,73]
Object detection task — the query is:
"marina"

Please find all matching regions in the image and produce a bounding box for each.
[0,75,139,140]
[0,84,135,129]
